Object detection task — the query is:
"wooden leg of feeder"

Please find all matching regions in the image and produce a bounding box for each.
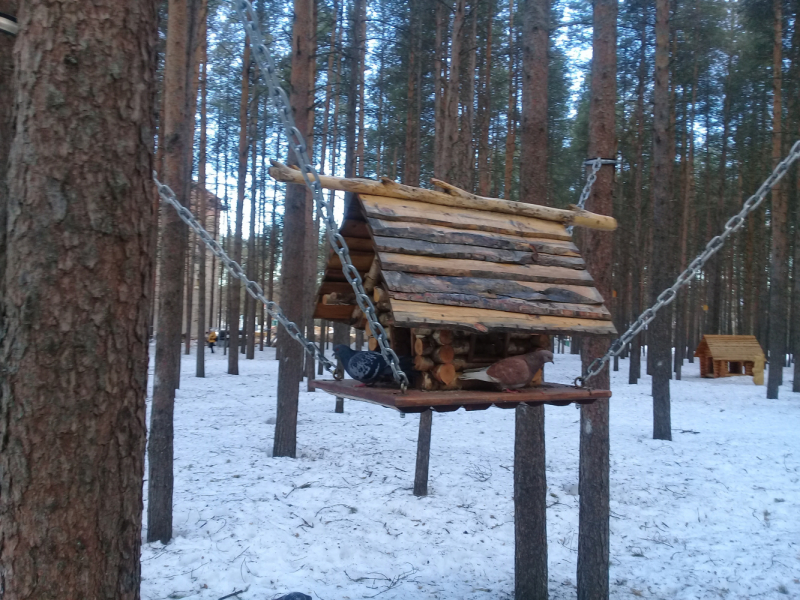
[514,403,548,599]
[335,397,344,413]
[413,409,433,497]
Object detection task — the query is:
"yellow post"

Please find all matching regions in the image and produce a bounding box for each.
[752,356,765,385]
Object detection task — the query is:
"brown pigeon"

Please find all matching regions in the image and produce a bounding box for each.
[458,348,554,391]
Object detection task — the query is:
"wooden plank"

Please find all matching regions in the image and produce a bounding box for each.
[313,304,355,320]
[314,379,611,412]
[269,160,618,231]
[388,291,611,320]
[342,236,375,252]
[359,194,572,241]
[381,272,605,305]
[328,250,374,271]
[367,218,581,256]
[378,252,594,286]
[389,299,617,335]
[338,219,370,238]
[374,236,536,265]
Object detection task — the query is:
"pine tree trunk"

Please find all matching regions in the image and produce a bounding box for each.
[196,4,208,378]
[229,41,250,374]
[504,0,516,199]
[246,93,258,360]
[577,1,616,596]
[476,0,494,196]
[274,0,314,458]
[651,0,672,442]
[433,0,448,180]
[443,0,465,185]
[0,1,156,594]
[455,1,478,190]
[0,0,15,316]
[519,0,549,205]
[149,0,199,544]
[514,0,551,596]
[403,0,420,187]
[629,14,645,385]
[766,0,787,398]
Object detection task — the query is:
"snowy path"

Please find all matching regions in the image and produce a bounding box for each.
[141,346,800,600]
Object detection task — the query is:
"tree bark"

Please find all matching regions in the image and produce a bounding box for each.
[519,0,550,205]
[650,0,672,442]
[274,0,314,458]
[577,0,615,597]
[476,0,494,196]
[514,403,548,600]
[442,0,466,185]
[504,0,517,199]
[767,0,787,399]
[403,0,421,187]
[628,12,645,385]
[196,1,208,378]
[148,0,198,544]
[228,41,250,374]
[247,91,259,360]
[0,0,157,595]
[0,0,16,318]
[433,0,448,180]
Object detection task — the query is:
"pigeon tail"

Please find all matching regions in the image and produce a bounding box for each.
[458,367,499,383]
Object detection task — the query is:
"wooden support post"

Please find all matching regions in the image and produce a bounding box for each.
[335,397,344,413]
[514,402,548,599]
[413,409,433,497]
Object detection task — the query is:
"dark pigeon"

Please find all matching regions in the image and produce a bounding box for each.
[333,344,413,385]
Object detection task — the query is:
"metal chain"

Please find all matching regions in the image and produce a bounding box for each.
[566,157,615,234]
[576,139,800,388]
[233,0,408,390]
[154,174,339,375]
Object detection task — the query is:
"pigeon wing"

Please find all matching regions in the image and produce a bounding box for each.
[486,355,533,389]
[346,351,384,382]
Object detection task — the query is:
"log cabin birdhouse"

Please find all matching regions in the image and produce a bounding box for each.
[270,162,617,411]
[694,335,766,385]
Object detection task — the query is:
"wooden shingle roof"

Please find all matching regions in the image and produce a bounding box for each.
[694,335,765,361]
[270,164,617,337]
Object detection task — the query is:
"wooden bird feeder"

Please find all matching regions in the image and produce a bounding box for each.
[270,162,617,411]
[694,335,766,385]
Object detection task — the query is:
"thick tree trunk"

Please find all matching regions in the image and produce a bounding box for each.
[767,0,787,399]
[149,0,198,544]
[455,1,478,190]
[247,93,259,361]
[628,24,644,385]
[577,1,616,597]
[514,0,551,596]
[504,0,516,199]
[650,0,672,442]
[476,0,494,196]
[519,0,549,205]
[433,0,448,180]
[403,0,420,187]
[0,0,15,313]
[228,42,250,375]
[0,1,156,595]
[442,0,465,185]
[196,4,208,378]
[514,403,547,599]
[274,0,314,458]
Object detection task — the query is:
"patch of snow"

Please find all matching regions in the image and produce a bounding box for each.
[141,345,800,599]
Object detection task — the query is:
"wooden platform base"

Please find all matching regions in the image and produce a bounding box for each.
[314,379,611,413]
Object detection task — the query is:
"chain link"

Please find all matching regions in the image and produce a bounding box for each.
[575,139,800,387]
[154,174,339,374]
[233,1,407,390]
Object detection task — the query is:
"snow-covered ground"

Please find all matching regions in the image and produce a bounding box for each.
[141,345,800,600]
